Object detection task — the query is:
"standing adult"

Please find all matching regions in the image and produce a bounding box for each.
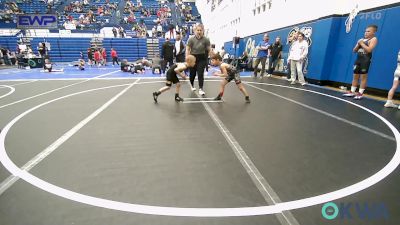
[253,33,270,78]
[186,23,211,95]
[111,48,119,66]
[286,31,298,81]
[267,36,283,76]
[343,24,378,99]
[101,48,107,65]
[112,27,118,38]
[87,47,93,66]
[174,33,185,63]
[37,42,47,58]
[288,32,309,85]
[161,37,174,69]
[119,26,125,38]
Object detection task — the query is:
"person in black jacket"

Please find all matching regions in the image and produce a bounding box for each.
[267,36,283,76]
[37,42,47,58]
[162,38,174,70]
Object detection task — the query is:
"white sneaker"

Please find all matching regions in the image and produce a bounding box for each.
[286,78,292,81]
[266,74,272,77]
[300,82,307,86]
[384,101,397,108]
[290,80,296,85]
[343,91,355,97]
[199,89,205,96]
[191,86,196,91]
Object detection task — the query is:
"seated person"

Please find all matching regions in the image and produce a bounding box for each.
[43,59,63,72]
[78,59,85,70]
[44,58,52,72]
[72,58,85,70]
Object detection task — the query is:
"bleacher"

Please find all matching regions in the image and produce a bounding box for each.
[0,0,201,31]
[0,36,18,51]
[17,0,47,14]
[0,0,202,62]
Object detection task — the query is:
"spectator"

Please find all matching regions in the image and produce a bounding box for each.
[343,25,378,99]
[156,23,163,37]
[111,48,119,66]
[119,27,125,38]
[112,27,117,38]
[174,33,185,63]
[288,32,309,85]
[253,33,271,78]
[267,36,283,76]
[286,31,299,81]
[384,50,400,108]
[101,48,107,65]
[162,38,174,70]
[218,46,226,58]
[94,49,102,66]
[37,42,47,58]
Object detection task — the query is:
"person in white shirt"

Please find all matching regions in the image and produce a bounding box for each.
[174,33,185,62]
[288,32,308,85]
[156,24,163,37]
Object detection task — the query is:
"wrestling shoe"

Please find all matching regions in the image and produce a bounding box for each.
[214,95,222,101]
[152,92,159,103]
[175,96,184,102]
[343,91,355,97]
[353,92,363,100]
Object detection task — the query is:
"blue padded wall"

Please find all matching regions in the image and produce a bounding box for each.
[104,38,148,62]
[31,37,91,62]
[225,4,400,91]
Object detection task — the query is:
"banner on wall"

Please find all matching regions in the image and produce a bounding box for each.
[17,14,57,29]
[286,26,313,46]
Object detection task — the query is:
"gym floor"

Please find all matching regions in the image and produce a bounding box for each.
[0,66,399,225]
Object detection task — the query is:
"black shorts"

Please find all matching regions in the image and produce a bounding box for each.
[166,72,179,86]
[353,55,371,74]
[225,72,241,84]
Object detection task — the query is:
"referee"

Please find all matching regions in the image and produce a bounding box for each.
[186,23,211,96]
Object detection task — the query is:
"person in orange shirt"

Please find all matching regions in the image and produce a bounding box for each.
[101,48,107,65]
[111,48,119,66]
[94,49,102,67]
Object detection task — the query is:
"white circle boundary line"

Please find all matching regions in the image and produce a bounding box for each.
[0,81,398,217]
[0,85,15,99]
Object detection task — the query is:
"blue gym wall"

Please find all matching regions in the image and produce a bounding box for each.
[224,4,400,91]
